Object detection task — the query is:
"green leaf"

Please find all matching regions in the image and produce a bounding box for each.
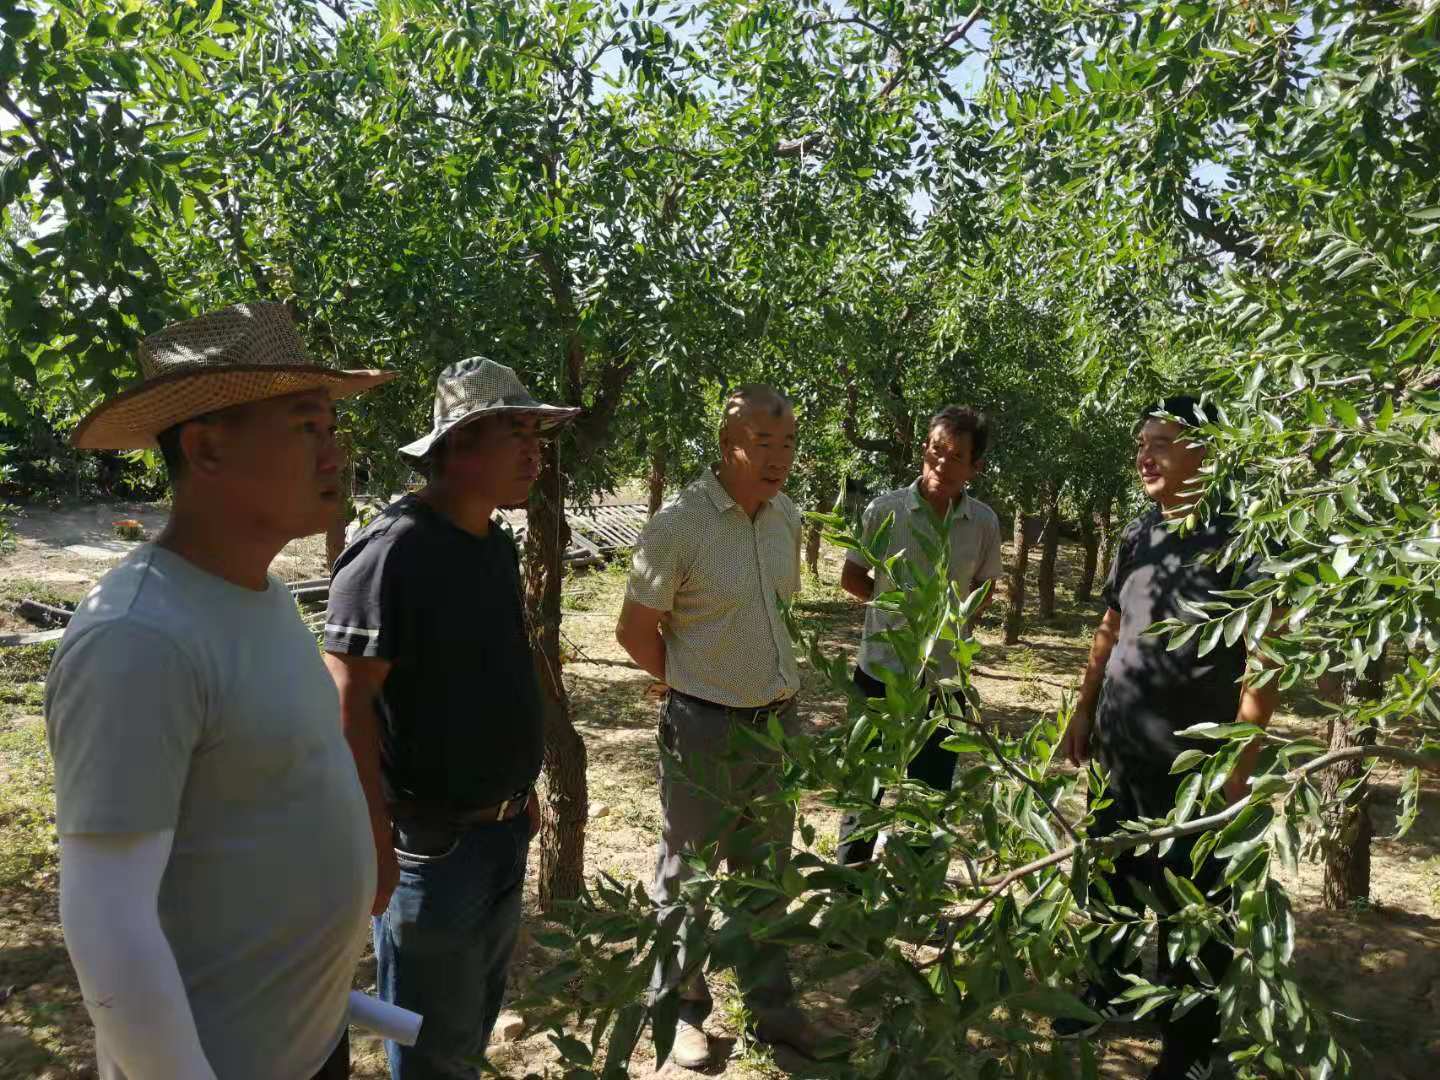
[167,47,206,83]
[549,1033,593,1065]
[1009,987,1101,1022]
[194,38,237,61]
[1332,546,1359,579]
[1169,749,1207,775]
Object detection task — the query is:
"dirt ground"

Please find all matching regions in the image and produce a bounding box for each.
[1,500,1436,1078]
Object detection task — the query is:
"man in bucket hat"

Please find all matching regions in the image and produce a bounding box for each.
[324,356,579,1078]
[44,302,393,1079]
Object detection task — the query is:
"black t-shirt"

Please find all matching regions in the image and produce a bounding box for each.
[1094,506,1259,811]
[325,495,544,810]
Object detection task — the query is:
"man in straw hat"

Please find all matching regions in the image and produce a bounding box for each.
[44,301,394,1079]
[324,356,579,1078]
[617,385,839,1069]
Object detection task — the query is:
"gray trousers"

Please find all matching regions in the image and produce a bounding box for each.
[649,691,798,1024]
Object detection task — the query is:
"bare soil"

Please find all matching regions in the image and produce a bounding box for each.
[1,502,1436,1078]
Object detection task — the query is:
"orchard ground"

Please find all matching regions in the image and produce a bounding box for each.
[1,501,1437,1079]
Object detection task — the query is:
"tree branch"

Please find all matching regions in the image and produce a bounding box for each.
[777,5,985,158]
[1178,184,1270,264]
[573,352,639,454]
[943,701,1080,843]
[220,186,275,298]
[0,90,78,201]
[945,742,1440,925]
[843,370,901,454]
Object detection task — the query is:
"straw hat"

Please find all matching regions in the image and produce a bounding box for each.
[71,302,395,450]
[398,357,580,464]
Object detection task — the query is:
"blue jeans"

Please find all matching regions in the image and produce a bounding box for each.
[374,812,531,1079]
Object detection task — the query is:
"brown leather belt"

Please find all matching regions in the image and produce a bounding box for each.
[390,786,530,827]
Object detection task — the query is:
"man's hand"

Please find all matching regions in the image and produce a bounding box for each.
[372,825,399,916]
[1062,708,1093,765]
[525,790,542,839]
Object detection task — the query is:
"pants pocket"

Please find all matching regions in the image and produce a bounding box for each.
[393,822,463,864]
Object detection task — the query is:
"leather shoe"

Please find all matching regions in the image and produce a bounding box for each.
[751,1005,846,1061]
[670,1018,711,1069]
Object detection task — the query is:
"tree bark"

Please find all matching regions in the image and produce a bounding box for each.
[1003,512,1031,645]
[1036,483,1060,620]
[1319,662,1382,910]
[804,481,838,578]
[1075,501,1099,603]
[1095,498,1115,584]
[525,445,588,911]
[804,519,823,578]
[647,439,666,517]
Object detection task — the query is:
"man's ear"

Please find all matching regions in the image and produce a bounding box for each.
[178,417,226,477]
[973,457,987,475]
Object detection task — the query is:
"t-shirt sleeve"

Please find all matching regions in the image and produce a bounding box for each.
[976,511,1004,582]
[626,509,687,613]
[843,498,881,568]
[325,534,410,659]
[45,623,205,835]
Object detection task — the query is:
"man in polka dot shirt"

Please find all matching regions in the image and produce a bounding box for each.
[618,385,834,1068]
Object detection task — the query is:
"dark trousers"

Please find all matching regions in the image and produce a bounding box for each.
[835,667,955,867]
[312,1030,349,1079]
[375,812,531,1079]
[1089,774,1230,1066]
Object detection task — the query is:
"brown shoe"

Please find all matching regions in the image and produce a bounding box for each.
[751,1006,846,1062]
[670,1018,712,1069]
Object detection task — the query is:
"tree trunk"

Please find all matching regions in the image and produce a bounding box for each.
[1095,498,1115,583]
[804,481,838,578]
[1075,501,1099,603]
[1319,662,1382,910]
[647,439,667,517]
[1036,484,1060,620]
[524,445,588,911]
[1003,512,1032,645]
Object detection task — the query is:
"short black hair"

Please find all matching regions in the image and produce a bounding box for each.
[154,420,194,482]
[1139,394,1207,431]
[927,405,989,461]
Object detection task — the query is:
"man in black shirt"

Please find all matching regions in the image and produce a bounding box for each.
[1058,396,1278,1080]
[324,358,578,1079]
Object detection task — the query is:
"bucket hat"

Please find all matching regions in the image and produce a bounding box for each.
[398,357,580,464]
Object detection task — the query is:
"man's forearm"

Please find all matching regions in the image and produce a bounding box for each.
[1075,620,1118,715]
[1228,679,1280,790]
[621,632,667,683]
[60,833,219,1080]
[840,563,874,602]
[340,691,390,832]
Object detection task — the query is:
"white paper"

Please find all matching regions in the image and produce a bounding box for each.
[349,991,423,1046]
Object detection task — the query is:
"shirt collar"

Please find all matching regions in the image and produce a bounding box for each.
[909,479,972,519]
[704,466,741,514]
